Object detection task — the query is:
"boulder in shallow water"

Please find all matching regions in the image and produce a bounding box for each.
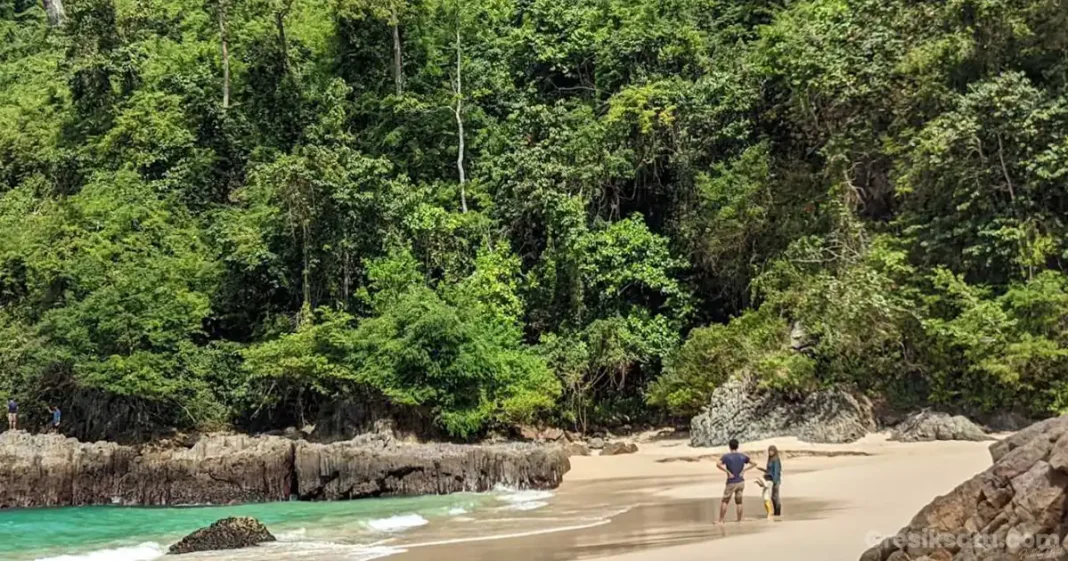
[689,377,875,447]
[168,517,275,554]
[859,414,1068,561]
[889,410,991,442]
[600,442,637,456]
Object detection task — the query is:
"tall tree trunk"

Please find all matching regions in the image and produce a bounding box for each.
[42,0,66,26]
[275,0,293,76]
[391,6,404,95]
[453,25,467,213]
[218,0,231,109]
[342,245,351,307]
[300,221,312,325]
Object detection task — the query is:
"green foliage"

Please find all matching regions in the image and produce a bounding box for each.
[921,270,1068,415]
[243,250,559,437]
[1,0,1068,439]
[648,308,812,416]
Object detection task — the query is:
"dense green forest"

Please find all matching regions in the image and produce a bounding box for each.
[1,0,1066,440]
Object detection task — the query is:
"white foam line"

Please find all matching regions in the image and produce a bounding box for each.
[400,505,634,549]
[403,519,612,548]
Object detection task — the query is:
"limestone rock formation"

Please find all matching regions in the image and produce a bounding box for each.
[690,377,876,447]
[0,431,570,508]
[860,414,1068,561]
[168,517,275,554]
[600,442,638,456]
[294,441,570,500]
[890,410,991,442]
[0,431,294,508]
[127,434,296,505]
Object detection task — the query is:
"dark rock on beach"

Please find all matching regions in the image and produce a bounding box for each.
[889,410,991,442]
[168,517,275,555]
[690,377,876,447]
[860,414,1068,561]
[562,441,590,457]
[599,442,638,456]
[0,430,570,508]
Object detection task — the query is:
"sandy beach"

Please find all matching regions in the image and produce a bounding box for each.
[394,432,996,561]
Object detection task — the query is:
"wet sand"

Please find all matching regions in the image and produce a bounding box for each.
[397,492,830,561]
[395,432,996,561]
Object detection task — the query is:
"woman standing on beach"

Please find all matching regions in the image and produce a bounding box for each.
[760,445,782,516]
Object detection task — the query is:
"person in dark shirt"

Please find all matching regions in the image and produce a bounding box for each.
[47,405,61,433]
[716,438,756,523]
[6,399,17,431]
[758,445,782,516]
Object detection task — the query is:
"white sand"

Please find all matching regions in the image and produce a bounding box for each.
[566,432,994,561]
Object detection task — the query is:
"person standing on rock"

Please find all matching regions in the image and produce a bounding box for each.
[757,445,782,517]
[6,398,16,431]
[716,438,756,523]
[47,405,61,433]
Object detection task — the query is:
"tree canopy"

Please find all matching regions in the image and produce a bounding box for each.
[1,0,1066,439]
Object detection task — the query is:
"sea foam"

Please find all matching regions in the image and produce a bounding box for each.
[364,514,429,532]
[495,488,554,511]
[34,542,165,561]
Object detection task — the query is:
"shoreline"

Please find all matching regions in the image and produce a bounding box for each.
[393,432,996,561]
[5,432,999,561]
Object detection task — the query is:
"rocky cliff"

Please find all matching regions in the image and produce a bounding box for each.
[295,441,569,500]
[860,414,1068,561]
[0,431,570,508]
[690,376,876,447]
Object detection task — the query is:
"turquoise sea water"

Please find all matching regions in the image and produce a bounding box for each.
[0,492,508,561]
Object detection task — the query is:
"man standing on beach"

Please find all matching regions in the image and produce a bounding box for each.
[716,438,755,523]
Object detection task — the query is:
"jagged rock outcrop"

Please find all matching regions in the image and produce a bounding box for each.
[890,410,992,442]
[294,441,570,500]
[600,442,637,456]
[0,431,570,508]
[168,517,275,554]
[0,431,294,508]
[860,414,1068,561]
[690,377,876,447]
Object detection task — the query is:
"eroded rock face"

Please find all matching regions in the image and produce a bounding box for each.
[890,410,991,442]
[168,517,275,555]
[0,431,570,508]
[690,377,876,447]
[294,441,570,500]
[0,431,294,508]
[859,414,1068,561]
